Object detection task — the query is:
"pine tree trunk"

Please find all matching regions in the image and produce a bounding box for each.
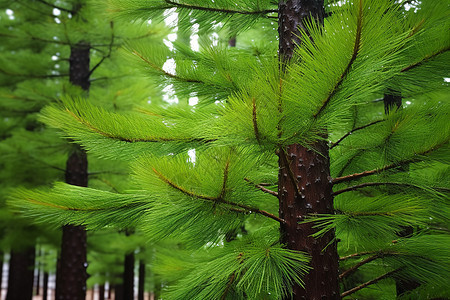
[123,251,135,300]
[99,284,105,300]
[138,260,145,300]
[277,1,340,299]
[6,247,36,300]
[35,247,41,295]
[55,42,90,300]
[43,271,49,300]
[0,250,3,298]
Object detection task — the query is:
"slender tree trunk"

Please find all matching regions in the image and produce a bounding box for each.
[0,250,3,298]
[6,246,36,300]
[123,251,135,300]
[55,41,90,300]
[138,260,145,300]
[277,1,340,299]
[43,271,49,300]
[99,284,105,300]
[35,247,41,295]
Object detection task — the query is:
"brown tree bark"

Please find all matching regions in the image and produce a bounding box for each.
[55,41,90,300]
[277,1,340,299]
[6,247,36,300]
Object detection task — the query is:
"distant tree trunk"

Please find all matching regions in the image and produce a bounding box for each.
[6,246,36,300]
[114,283,123,300]
[99,284,105,300]
[35,247,41,295]
[228,37,236,47]
[277,1,340,299]
[55,41,90,300]
[43,271,49,300]
[107,284,112,299]
[114,250,136,300]
[0,250,3,297]
[138,260,145,300]
[123,251,135,300]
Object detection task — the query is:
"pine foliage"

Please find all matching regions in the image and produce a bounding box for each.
[7,0,450,298]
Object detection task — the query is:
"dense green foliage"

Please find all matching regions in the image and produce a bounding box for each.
[4,0,450,299]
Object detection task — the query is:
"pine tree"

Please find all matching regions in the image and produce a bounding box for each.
[9,0,449,299]
[1,0,166,298]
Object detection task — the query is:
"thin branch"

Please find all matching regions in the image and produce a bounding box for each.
[152,168,215,201]
[339,254,380,279]
[152,167,285,223]
[132,50,204,83]
[341,269,402,298]
[244,178,278,197]
[35,0,73,13]
[65,109,208,143]
[89,22,115,77]
[333,142,447,184]
[333,182,419,196]
[0,32,71,45]
[221,273,236,300]
[330,120,384,149]
[164,0,277,15]
[217,160,230,201]
[0,68,69,79]
[252,97,261,144]
[313,0,363,119]
[401,45,450,73]
[340,251,375,261]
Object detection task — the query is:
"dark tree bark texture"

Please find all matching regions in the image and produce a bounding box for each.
[43,272,49,300]
[55,43,90,300]
[278,1,340,299]
[6,247,36,300]
[122,251,135,300]
[138,260,145,300]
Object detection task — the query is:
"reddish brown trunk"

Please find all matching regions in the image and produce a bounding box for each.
[278,1,340,299]
[55,41,90,300]
[278,142,339,299]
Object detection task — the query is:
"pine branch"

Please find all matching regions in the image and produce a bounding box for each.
[330,119,384,149]
[252,97,261,144]
[0,68,69,79]
[164,0,277,16]
[220,272,236,300]
[89,22,115,77]
[339,254,380,279]
[152,167,215,201]
[401,45,450,73]
[217,160,230,202]
[35,0,73,13]
[65,109,205,143]
[340,251,375,261]
[0,32,72,45]
[152,167,285,223]
[244,178,278,197]
[332,142,446,184]
[132,50,203,83]
[341,268,402,297]
[313,0,363,119]
[332,182,425,196]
